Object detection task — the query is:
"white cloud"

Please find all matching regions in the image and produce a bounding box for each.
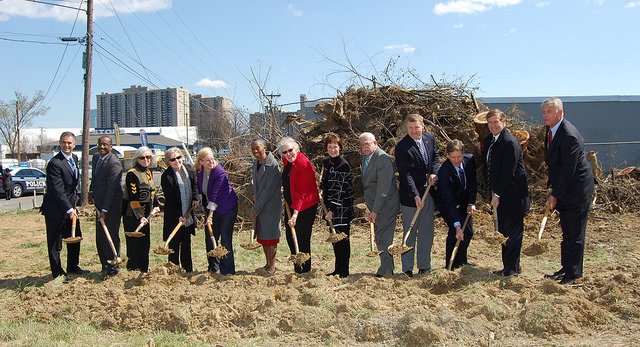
[383,44,416,53]
[0,0,172,22]
[504,28,516,36]
[196,78,230,89]
[591,0,604,5]
[535,1,551,7]
[453,23,464,29]
[434,0,521,15]
[625,1,640,8]
[287,4,303,17]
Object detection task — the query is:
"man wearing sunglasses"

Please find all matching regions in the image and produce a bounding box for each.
[89,136,123,277]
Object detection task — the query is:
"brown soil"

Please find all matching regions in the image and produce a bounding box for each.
[1,207,640,345]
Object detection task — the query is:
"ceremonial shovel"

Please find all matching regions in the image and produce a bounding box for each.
[388,182,433,256]
[365,221,382,257]
[153,202,199,255]
[319,193,347,243]
[447,212,471,271]
[125,208,159,238]
[62,212,82,244]
[97,210,126,265]
[240,216,261,250]
[538,204,551,239]
[206,223,229,258]
[284,200,310,264]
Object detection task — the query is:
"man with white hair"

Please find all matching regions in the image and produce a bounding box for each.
[359,132,399,277]
[542,97,594,285]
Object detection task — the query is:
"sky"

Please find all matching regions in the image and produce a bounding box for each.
[1,0,639,130]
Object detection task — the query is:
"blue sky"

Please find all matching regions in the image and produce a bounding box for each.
[1,0,639,129]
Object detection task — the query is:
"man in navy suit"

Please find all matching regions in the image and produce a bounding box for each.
[482,109,530,277]
[437,139,477,270]
[89,136,123,277]
[542,97,594,285]
[395,114,439,277]
[41,132,88,278]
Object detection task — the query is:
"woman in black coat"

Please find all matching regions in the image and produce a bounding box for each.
[161,147,199,272]
[3,168,11,200]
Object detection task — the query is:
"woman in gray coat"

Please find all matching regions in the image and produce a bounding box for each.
[251,139,282,275]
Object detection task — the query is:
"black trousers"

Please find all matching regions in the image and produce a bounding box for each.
[445,212,474,270]
[498,214,523,276]
[95,212,121,274]
[558,199,590,279]
[45,216,81,278]
[124,214,150,272]
[169,225,194,273]
[285,204,317,273]
[331,224,351,276]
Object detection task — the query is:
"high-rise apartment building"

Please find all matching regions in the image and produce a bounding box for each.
[189,94,233,128]
[96,85,190,128]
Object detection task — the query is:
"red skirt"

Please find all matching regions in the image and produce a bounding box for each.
[257,238,279,246]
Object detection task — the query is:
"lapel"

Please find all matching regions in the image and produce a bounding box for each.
[363,147,379,181]
[57,152,75,179]
[548,121,565,152]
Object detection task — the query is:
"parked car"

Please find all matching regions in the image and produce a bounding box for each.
[0,167,47,198]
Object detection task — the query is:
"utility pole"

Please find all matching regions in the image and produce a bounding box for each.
[16,101,20,162]
[79,0,93,206]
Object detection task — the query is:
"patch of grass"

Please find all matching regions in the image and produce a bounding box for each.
[586,244,611,263]
[18,242,44,249]
[15,281,34,293]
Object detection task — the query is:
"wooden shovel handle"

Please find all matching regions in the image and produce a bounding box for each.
[70,213,77,237]
[284,200,300,254]
[538,204,551,240]
[448,213,471,271]
[369,221,376,251]
[206,223,218,248]
[165,202,200,247]
[98,216,119,257]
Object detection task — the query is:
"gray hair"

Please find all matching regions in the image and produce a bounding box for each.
[131,146,155,167]
[277,137,300,156]
[542,97,563,111]
[251,138,266,147]
[359,132,376,142]
[446,139,465,154]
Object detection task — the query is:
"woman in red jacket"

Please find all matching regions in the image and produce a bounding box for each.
[278,137,319,273]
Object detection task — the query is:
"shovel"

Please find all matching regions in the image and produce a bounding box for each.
[522,204,552,256]
[240,216,261,250]
[97,210,126,265]
[284,200,310,264]
[319,193,347,243]
[388,182,433,256]
[447,212,471,271]
[62,212,82,244]
[538,203,551,239]
[125,208,159,238]
[365,221,382,257]
[153,202,199,255]
[206,222,229,258]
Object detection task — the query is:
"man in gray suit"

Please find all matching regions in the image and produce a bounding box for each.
[359,132,400,277]
[89,136,123,276]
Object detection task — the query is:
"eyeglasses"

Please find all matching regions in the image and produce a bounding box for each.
[282,148,295,154]
[168,156,182,162]
[138,155,152,160]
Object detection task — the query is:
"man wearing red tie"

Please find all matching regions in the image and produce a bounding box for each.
[542,97,594,285]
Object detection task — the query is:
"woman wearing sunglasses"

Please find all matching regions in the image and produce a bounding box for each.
[195,147,238,275]
[122,146,160,272]
[160,147,199,272]
[278,137,319,274]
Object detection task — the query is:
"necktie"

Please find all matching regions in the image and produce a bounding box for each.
[363,156,370,175]
[548,129,553,147]
[418,141,428,165]
[458,166,466,190]
[68,157,77,179]
[95,158,103,175]
[487,137,495,182]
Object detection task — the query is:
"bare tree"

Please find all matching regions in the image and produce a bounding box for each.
[0,90,50,159]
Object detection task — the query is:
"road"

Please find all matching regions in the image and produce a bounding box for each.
[0,193,43,213]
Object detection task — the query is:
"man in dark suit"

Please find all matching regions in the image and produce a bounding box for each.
[542,97,594,285]
[395,114,439,277]
[360,132,399,277]
[89,136,123,277]
[41,132,88,278]
[482,109,530,277]
[437,139,477,270]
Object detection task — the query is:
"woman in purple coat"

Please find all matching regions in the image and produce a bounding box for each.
[195,147,238,275]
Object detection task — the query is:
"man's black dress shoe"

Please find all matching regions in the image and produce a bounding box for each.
[326,271,338,277]
[68,268,89,275]
[464,262,477,267]
[544,271,565,281]
[374,274,383,278]
[405,270,414,278]
[560,277,579,285]
[492,269,504,275]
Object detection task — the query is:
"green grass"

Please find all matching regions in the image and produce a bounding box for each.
[18,242,44,249]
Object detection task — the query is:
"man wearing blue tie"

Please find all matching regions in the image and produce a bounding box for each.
[395,114,440,277]
[41,132,88,278]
